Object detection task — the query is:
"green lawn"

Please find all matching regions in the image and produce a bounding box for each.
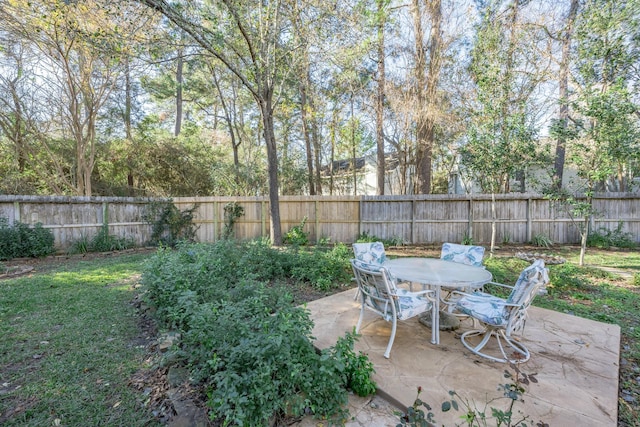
[0,247,638,426]
[0,253,161,427]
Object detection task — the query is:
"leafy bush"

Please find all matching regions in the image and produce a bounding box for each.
[222,202,244,239]
[329,330,377,397]
[356,231,403,247]
[284,216,310,246]
[531,233,553,248]
[143,200,198,247]
[461,233,474,245]
[587,222,636,249]
[67,226,135,254]
[287,244,352,291]
[140,240,375,426]
[0,217,55,260]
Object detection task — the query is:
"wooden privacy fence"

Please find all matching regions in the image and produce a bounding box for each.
[1,193,639,251]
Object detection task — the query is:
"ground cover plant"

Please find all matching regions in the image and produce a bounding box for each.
[140,240,369,425]
[0,243,638,426]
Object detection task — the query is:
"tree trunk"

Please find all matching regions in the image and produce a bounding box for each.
[174,47,184,137]
[300,83,316,195]
[375,0,386,195]
[259,93,283,246]
[554,0,579,190]
[124,59,135,194]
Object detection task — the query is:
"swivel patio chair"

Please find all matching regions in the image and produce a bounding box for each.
[440,242,487,311]
[351,259,436,359]
[453,259,549,363]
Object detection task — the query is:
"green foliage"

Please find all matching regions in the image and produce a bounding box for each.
[222,202,244,239]
[143,200,198,247]
[356,231,404,247]
[288,244,352,292]
[530,233,553,248]
[284,216,310,246]
[67,234,91,255]
[0,217,55,260]
[461,233,475,245]
[398,365,544,427]
[328,329,377,397]
[586,222,636,249]
[634,272,640,287]
[67,226,136,254]
[395,387,434,427]
[140,240,361,426]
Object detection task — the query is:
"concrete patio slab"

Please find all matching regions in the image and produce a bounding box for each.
[305,289,620,427]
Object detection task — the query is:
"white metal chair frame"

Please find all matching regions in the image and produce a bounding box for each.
[452,259,549,363]
[351,259,436,359]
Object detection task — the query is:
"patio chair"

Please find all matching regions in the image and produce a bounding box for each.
[351,259,435,359]
[440,242,486,268]
[352,242,392,299]
[452,259,549,363]
[352,242,388,265]
[440,243,487,311]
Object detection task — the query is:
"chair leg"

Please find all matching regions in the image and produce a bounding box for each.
[355,304,365,334]
[383,317,397,359]
[460,328,530,363]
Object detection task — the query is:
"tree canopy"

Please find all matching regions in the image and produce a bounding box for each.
[1,0,638,204]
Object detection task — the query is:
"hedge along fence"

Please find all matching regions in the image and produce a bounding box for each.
[1,193,639,251]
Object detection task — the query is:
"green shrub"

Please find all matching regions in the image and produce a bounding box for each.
[356,231,403,247]
[531,233,553,248]
[140,241,358,426]
[329,330,377,397]
[288,244,352,291]
[461,233,474,245]
[90,225,135,252]
[143,200,198,247]
[223,202,244,239]
[284,216,310,246]
[587,222,636,249]
[0,217,55,260]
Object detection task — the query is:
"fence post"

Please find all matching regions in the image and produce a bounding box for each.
[13,201,20,224]
[526,197,532,243]
[213,200,218,242]
[261,200,267,239]
[411,197,416,244]
[102,202,109,230]
[314,200,319,244]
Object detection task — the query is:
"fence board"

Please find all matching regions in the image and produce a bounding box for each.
[1,193,638,251]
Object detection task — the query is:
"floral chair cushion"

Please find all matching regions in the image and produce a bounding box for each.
[352,242,387,264]
[395,289,432,321]
[455,291,509,326]
[440,243,485,267]
[352,259,384,272]
[506,259,549,305]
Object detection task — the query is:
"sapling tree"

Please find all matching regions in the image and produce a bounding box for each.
[547,0,640,265]
[461,0,540,254]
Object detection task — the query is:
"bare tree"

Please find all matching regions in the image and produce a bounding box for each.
[136,0,311,244]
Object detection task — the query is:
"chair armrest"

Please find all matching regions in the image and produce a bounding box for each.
[450,290,522,309]
[484,281,514,291]
[393,289,435,299]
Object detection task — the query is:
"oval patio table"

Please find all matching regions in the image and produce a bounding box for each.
[383,257,493,345]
